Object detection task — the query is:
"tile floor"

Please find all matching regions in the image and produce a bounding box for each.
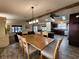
[0,35,79,59]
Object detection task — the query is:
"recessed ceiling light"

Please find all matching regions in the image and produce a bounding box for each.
[76,15,79,18]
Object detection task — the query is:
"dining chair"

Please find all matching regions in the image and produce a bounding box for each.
[42,32,48,37]
[22,32,28,35]
[41,38,63,59]
[35,32,41,35]
[28,31,35,35]
[19,35,37,59]
[17,35,23,47]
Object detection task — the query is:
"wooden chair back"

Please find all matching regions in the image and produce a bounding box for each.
[17,35,23,47]
[54,38,63,59]
[22,32,28,35]
[35,32,41,35]
[42,32,48,37]
[21,38,29,54]
[17,35,30,59]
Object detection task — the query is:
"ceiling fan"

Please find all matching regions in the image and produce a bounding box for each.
[50,13,60,18]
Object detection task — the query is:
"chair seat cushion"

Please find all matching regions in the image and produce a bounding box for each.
[24,45,37,54]
[41,40,57,59]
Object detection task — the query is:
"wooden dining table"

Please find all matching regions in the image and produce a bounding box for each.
[22,34,55,51]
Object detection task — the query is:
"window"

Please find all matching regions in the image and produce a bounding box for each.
[11,25,22,33]
[58,23,66,29]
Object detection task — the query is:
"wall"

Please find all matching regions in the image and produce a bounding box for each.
[55,5,79,20]
[0,17,9,47]
[54,6,79,35]
[7,20,32,33]
[6,15,50,33]
[7,6,79,33]
[55,5,79,15]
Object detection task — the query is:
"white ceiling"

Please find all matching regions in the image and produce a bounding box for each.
[0,0,79,20]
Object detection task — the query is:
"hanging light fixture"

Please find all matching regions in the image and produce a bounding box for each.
[29,6,39,24]
[32,6,34,20]
[36,19,38,22]
[29,6,34,24]
[31,6,34,24]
